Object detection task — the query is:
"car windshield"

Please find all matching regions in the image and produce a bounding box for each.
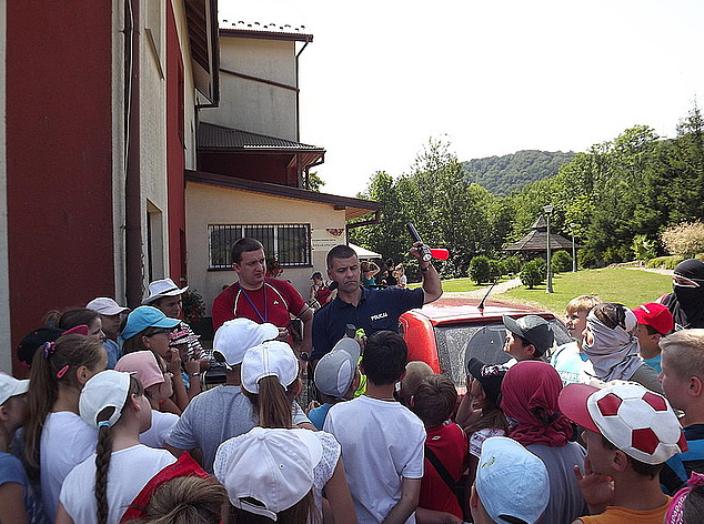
[434,319,572,387]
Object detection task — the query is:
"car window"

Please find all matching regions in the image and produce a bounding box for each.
[434,319,572,387]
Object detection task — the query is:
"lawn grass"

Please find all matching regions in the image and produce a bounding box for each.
[498,268,672,314]
[409,276,508,292]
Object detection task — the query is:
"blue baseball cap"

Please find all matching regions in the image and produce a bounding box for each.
[475,437,549,524]
[121,306,181,341]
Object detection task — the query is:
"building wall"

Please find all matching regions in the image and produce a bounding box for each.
[186,181,348,316]
[197,151,293,185]
[5,2,114,374]
[200,37,297,140]
[140,0,169,292]
[0,2,9,373]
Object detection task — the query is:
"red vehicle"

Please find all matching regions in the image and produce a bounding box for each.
[399,297,571,391]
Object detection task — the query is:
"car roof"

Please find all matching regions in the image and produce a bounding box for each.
[405,297,554,325]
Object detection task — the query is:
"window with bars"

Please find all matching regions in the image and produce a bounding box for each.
[208,224,312,269]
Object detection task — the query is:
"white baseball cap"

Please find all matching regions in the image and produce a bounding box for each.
[79,370,132,429]
[241,341,298,394]
[142,278,188,305]
[559,382,686,465]
[0,373,29,405]
[213,318,279,366]
[86,297,129,316]
[475,437,549,524]
[214,427,322,520]
[313,338,360,398]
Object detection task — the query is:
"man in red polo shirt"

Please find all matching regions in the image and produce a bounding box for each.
[211,238,313,354]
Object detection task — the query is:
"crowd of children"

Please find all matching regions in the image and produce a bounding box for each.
[1,261,704,523]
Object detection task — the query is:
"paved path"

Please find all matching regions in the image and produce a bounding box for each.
[626,266,674,276]
[443,277,523,299]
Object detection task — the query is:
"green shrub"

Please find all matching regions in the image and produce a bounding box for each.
[551,251,573,273]
[502,255,522,275]
[520,259,544,289]
[469,256,492,284]
[578,247,602,268]
[489,259,503,281]
[645,255,685,270]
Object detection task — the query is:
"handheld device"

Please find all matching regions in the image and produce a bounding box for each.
[406,223,433,262]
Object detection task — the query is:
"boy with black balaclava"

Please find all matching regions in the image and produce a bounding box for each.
[660,259,704,329]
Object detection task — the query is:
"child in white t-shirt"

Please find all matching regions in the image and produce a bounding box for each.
[115,351,178,449]
[56,370,175,524]
[325,331,426,524]
[22,331,108,521]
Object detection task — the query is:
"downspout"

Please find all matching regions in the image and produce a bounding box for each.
[295,41,309,142]
[125,0,143,307]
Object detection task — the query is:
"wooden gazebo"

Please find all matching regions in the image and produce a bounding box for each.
[503,215,576,254]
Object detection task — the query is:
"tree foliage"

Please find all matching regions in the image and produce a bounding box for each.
[351,103,704,273]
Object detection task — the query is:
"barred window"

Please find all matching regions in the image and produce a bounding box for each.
[208,224,312,269]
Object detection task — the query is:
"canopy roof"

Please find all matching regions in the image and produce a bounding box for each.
[349,243,382,259]
[503,215,577,253]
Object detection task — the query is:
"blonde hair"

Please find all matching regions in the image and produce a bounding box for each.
[400,361,433,400]
[566,295,601,314]
[660,329,704,380]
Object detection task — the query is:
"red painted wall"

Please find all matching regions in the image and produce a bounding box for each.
[197,151,296,186]
[166,1,186,283]
[6,3,114,374]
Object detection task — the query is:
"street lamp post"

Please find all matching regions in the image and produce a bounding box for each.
[544,204,554,293]
[570,223,577,272]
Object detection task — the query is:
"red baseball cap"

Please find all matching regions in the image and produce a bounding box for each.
[632,302,674,336]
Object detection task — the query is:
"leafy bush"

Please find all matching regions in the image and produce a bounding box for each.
[488,259,503,282]
[182,289,206,324]
[551,251,573,273]
[578,247,602,269]
[603,245,632,265]
[520,259,544,289]
[469,256,492,284]
[501,255,522,275]
[661,221,704,257]
[631,234,658,262]
[645,255,685,270]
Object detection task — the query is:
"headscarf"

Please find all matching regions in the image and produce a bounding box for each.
[582,306,642,382]
[500,361,573,447]
[665,471,704,524]
[664,259,704,329]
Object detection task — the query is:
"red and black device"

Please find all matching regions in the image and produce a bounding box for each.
[406,223,450,261]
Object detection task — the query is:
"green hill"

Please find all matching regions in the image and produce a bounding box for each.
[462,150,576,195]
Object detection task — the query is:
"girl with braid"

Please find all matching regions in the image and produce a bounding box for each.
[23,329,108,521]
[56,370,175,524]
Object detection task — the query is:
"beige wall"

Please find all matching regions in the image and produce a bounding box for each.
[0,0,10,372]
[200,37,297,140]
[186,181,348,316]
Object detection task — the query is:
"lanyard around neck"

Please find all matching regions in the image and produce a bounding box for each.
[240,286,268,323]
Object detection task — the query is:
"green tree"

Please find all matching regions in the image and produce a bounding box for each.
[307,171,325,192]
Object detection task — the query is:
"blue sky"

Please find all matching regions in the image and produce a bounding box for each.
[220,0,704,196]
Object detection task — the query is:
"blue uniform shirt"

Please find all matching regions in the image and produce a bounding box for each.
[311,286,424,360]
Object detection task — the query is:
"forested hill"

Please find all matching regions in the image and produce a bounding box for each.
[462,150,576,195]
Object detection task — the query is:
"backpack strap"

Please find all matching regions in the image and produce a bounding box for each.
[425,446,459,494]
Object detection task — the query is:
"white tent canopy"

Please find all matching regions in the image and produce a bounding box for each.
[349,243,382,260]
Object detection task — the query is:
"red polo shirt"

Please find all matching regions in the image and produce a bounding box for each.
[211,278,307,332]
[419,422,468,519]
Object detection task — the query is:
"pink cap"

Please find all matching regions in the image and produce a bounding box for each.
[115,351,164,389]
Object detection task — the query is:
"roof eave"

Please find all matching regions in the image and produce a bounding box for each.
[219,28,314,43]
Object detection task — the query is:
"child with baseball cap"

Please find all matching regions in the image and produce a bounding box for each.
[215,427,328,523]
[166,318,310,473]
[470,436,550,524]
[502,314,554,362]
[632,302,675,374]
[56,370,176,524]
[658,329,704,494]
[324,330,426,524]
[559,381,686,523]
[309,338,362,429]
[115,351,178,449]
[239,340,355,523]
[456,358,508,470]
[0,373,46,523]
